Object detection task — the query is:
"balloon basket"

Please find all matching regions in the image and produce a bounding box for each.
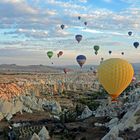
[111,98,118,103]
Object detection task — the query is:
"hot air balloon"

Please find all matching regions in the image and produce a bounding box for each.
[93,69,97,76]
[94,45,100,52]
[47,51,53,59]
[78,16,81,20]
[90,66,94,71]
[60,24,65,30]
[132,76,136,82]
[63,68,68,74]
[109,50,112,55]
[128,31,132,36]
[97,58,134,100]
[94,45,100,55]
[100,58,104,64]
[121,52,124,55]
[57,51,63,58]
[133,42,139,48]
[75,35,82,43]
[59,51,63,56]
[76,55,86,68]
[84,22,87,26]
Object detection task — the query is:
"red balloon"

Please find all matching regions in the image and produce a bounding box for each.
[132,76,136,82]
[59,51,63,56]
[63,68,68,74]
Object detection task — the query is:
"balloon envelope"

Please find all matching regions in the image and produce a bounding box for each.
[101,58,104,61]
[128,31,132,36]
[59,51,63,56]
[75,35,82,43]
[84,22,87,26]
[63,68,68,74]
[78,16,81,20]
[76,55,86,68]
[133,42,139,48]
[47,51,53,59]
[109,50,112,54]
[94,45,100,51]
[60,24,65,29]
[97,58,134,99]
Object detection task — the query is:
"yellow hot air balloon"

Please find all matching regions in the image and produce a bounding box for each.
[97,58,134,100]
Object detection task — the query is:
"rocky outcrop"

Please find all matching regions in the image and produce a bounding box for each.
[102,126,123,140]
[102,90,140,139]
[31,133,40,140]
[38,126,50,140]
[43,100,62,115]
[30,126,50,140]
[78,106,93,120]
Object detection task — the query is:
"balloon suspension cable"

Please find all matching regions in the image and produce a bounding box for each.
[80,67,83,72]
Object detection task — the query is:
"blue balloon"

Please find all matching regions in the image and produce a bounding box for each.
[61,24,65,30]
[133,42,139,48]
[75,35,82,43]
[128,31,132,36]
[76,55,86,68]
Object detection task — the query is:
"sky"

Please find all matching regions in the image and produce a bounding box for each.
[0,0,140,66]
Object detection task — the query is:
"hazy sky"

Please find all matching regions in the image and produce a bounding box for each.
[0,0,140,66]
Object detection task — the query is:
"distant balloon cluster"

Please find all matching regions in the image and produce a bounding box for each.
[46,16,139,71]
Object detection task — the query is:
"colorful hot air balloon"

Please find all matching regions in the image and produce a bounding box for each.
[97,58,134,100]
[60,24,65,30]
[47,51,53,59]
[128,31,132,36]
[133,42,139,48]
[76,55,86,68]
[109,50,112,55]
[57,51,63,58]
[75,35,82,43]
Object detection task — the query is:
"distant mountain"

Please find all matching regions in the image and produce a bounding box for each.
[0,63,139,74]
[132,63,140,74]
[0,64,62,73]
[55,65,98,71]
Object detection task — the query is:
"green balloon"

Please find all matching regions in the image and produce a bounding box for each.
[47,51,53,59]
[94,45,100,51]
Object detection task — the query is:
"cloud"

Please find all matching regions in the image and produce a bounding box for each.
[0,0,38,18]
[0,0,140,65]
